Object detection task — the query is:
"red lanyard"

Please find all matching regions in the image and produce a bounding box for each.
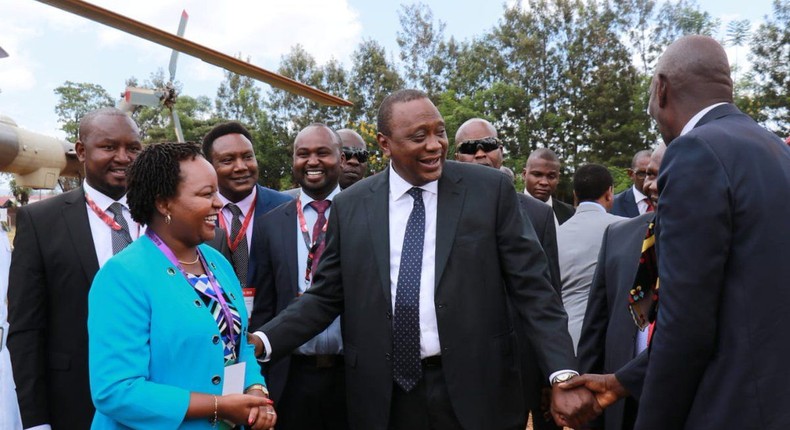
[84,191,140,237]
[218,193,257,252]
[296,193,328,287]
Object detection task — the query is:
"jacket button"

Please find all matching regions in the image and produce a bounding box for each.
[386,312,392,320]
[437,303,445,309]
[212,335,220,344]
[212,375,221,385]
[385,353,391,361]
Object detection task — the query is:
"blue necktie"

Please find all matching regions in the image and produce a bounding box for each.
[393,187,425,392]
[108,202,132,255]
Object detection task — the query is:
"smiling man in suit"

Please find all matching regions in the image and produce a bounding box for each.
[249,89,597,430]
[631,35,790,430]
[7,108,142,430]
[202,121,291,313]
[248,123,347,430]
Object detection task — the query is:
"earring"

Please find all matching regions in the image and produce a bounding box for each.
[165,214,172,225]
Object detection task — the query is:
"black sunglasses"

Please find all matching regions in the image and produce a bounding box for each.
[457,137,501,155]
[342,147,369,163]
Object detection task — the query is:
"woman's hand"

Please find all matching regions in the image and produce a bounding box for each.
[217,393,274,428]
[244,388,277,430]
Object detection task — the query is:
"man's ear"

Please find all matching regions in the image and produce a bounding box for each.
[75,140,86,163]
[377,133,391,157]
[656,74,669,109]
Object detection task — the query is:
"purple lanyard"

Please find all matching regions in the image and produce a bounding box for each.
[147,231,237,348]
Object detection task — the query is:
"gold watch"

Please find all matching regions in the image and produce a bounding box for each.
[245,383,269,397]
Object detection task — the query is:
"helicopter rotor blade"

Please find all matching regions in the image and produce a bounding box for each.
[168,10,188,83]
[36,0,352,107]
[170,108,185,143]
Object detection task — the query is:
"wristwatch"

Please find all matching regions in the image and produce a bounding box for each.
[245,383,270,397]
[551,371,577,385]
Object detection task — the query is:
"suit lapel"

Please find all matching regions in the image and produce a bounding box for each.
[364,171,392,303]
[279,200,300,298]
[434,164,465,291]
[62,187,100,285]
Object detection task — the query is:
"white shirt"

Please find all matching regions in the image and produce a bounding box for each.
[388,165,441,359]
[526,190,561,228]
[632,185,650,215]
[83,181,140,268]
[680,102,728,136]
[218,186,257,256]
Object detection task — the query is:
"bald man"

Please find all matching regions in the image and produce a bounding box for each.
[633,36,790,429]
[337,128,369,189]
[455,118,563,430]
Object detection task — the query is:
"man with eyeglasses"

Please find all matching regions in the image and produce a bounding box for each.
[455,118,563,430]
[337,128,369,189]
[611,150,652,218]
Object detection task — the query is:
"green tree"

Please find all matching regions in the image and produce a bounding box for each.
[53,81,114,141]
[216,55,265,126]
[396,3,447,96]
[347,39,404,125]
[749,0,790,135]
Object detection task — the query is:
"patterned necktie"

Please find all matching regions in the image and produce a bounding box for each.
[393,187,425,392]
[227,203,249,287]
[308,200,331,277]
[628,222,659,343]
[645,198,655,213]
[108,202,132,255]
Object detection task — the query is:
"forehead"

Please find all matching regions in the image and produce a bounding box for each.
[389,98,443,133]
[295,127,336,150]
[180,157,216,185]
[456,122,495,144]
[634,155,651,167]
[212,133,253,154]
[83,115,138,142]
[338,131,365,149]
[527,157,560,172]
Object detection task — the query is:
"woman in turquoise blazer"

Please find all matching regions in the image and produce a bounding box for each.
[88,142,277,429]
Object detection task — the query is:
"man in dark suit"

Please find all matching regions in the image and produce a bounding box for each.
[574,144,666,430]
[337,128,369,190]
[249,123,347,429]
[610,150,652,218]
[634,36,790,429]
[249,90,597,430]
[202,121,291,314]
[522,149,575,225]
[7,108,142,429]
[454,117,561,430]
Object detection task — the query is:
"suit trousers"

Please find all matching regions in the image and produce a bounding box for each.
[389,358,463,430]
[275,355,348,430]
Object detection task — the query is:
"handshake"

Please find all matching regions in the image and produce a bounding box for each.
[549,373,628,429]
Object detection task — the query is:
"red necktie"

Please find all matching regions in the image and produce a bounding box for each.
[645,198,655,212]
[308,200,331,275]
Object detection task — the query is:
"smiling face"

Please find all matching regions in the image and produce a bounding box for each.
[292,126,342,200]
[209,133,259,203]
[377,97,448,186]
[165,157,223,248]
[76,114,141,200]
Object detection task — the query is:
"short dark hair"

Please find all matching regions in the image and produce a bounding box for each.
[377,89,427,136]
[527,148,561,165]
[127,142,203,225]
[201,121,253,162]
[573,164,613,202]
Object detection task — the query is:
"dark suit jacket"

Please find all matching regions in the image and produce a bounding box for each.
[248,199,300,402]
[516,193,563,429]
[7,188,98,429]
[635,104,790,429]
[552,198,575,225]
[248,185,292,268]
[259,161,576,430]
[577,213,654,430]
[610,188,640,218]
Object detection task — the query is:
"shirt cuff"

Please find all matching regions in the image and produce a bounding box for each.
[26,425,53,430]
[253,331,272,362]
[548,369,579,384]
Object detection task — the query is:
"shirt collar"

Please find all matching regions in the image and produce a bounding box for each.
[631,184,647,202]
[680,102,728,136]
[83,180,127,211]
[578,201,607,213]
[523,189,554,207]
[219,186,257,215]
[389,164,439,201]
[299,185,342,207]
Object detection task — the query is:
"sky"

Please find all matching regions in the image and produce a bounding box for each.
[0,0,779,141]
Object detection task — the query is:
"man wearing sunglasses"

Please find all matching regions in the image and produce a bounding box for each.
[337,128,369,189]
[455,118,563,430]
[611,150,652,218]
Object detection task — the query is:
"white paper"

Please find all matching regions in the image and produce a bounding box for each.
[222,361,246,395]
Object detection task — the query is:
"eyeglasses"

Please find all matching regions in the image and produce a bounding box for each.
[457,137,501,155]
[633,170,648,179]
[342,147,369,163]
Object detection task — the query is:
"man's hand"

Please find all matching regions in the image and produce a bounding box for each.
[551,382,602,429]
[247,333,264,358]
[558,373,629,410]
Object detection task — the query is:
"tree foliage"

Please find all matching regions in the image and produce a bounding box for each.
[53,81,114,141]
